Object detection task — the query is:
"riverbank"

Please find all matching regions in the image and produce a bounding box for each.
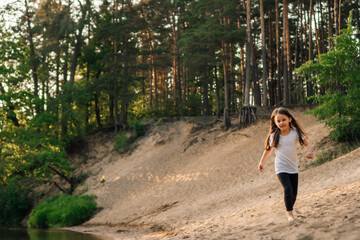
[63,109,360,239]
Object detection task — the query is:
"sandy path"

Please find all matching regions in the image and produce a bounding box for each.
[66,109,360,239]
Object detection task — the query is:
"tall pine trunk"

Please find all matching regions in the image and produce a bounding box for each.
[244,0,251,107]
[334,0,340,36]
[259,0,268,106]
[252,42,261,106]
[222,41,230,129]
[214,64,221,119]
[25,0,40,116]
[113,0,120,130]
[283,0,289,105]
[171,9,183,117]
[328,0,333,49]
[275,0,282,106]
[119,45,128,126]
[61,40,69,136]
[268,9,276,106]
[202,72,210,116]
[313,9,321,56]
[308,0,314,98]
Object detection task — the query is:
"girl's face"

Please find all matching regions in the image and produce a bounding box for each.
[274,113,292,132]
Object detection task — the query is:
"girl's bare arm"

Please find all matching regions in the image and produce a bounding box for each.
[258,148,274,172]
[303,138,313,159]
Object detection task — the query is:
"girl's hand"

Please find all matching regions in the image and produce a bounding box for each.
[306,152,313,159]
[258,162,264,172]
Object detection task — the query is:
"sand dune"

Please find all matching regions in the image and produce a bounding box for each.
[66,108,360,239]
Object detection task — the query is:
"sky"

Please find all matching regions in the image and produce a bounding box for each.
[0,0,23,26]
[0,0,14,8]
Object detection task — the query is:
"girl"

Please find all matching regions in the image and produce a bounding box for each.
[258,107,313,222]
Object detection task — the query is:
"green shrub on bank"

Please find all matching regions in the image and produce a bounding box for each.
[0,178,32,226]
[296,11,360,142]
[114,132,128,152]
[114,120,145,153]
[28,194,97,228]
[130,119,145,137]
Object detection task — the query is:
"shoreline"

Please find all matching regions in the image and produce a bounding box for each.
[65,224,171,240]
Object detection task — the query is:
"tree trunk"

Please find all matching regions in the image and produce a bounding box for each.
[338,0,341,33]
[61,40,69,136]
[244,0,251,107]
[55,45,60,98]
[171,9,183,117]
[259,0,268,106]
[268,9,275,106]
[230,43,236,110]
[313,9,321,56]
[52,44,60,132]
[334,0,340,36]
[119,46,128,126]
[214,64,221,119]
[202,72,210,116]
[239,47,245,101]
[146,30,153,108]
[25,0,40,116]
[328,0,333,49]
[113,1,120,131]
[308,0,314,98]
[252,42,261,106]
[222,41,230,129]
[319,5,326,54]
[94,72,102,128]
[154,62,158,106]
[177,46,183,117]
[275,0,282,106]
[354,1,360,39]
[283,0,289,106]
[69,1,87,85]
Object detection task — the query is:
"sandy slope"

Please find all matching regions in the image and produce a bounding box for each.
[66,108,360,239]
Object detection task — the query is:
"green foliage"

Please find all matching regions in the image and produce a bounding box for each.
[128,97,179,120]
[114,120,145,153]
[114,132,128,152]
[307,141,359,168]
[156,119,163,126]
[183,93,203,116]
[129,119,145,137]
[28,194,97,228]
[296,11,360,142]
[0,123,73,185]
[0,177,32,226]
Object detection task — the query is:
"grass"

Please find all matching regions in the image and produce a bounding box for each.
[28,194,97,228]
[114,132,128,152]
[306,140,359,168]
[114,120,146,153]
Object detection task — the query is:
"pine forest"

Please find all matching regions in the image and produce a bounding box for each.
[0,0,359,226]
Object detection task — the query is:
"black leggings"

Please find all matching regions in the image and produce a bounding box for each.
[277,173,298,211]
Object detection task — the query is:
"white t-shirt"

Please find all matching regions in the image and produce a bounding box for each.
[270,129,305,174]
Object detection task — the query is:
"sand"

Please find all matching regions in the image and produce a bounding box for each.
[63,108,360,239]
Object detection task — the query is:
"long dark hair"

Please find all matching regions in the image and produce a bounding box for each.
[265,108,307,150]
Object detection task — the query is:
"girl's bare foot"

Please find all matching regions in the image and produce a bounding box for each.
[287,211,295,222]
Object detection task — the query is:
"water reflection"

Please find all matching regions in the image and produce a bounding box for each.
[0,227,110,240]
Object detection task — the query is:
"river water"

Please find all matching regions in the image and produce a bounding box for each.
[0,227,111,240]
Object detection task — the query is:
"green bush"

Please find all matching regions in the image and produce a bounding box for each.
[28,194,97,228]
[296,11,360,142]
[114,132,128,152]
[130,119,145,137]
[0,178,32,226]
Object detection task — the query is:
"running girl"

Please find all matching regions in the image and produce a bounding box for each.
[258,107,313,221]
